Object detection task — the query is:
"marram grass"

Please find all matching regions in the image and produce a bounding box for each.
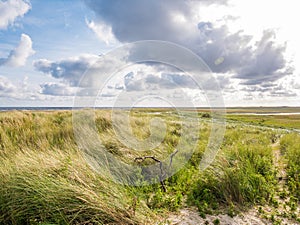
[0,111,154,224]
[0,110,299,224]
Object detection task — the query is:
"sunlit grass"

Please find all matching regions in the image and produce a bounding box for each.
[227,114,300,129]
[0,109,299,224]
[280,133,300,200]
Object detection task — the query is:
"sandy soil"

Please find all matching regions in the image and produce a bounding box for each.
[158,135,300,225]
[162,208,299,225]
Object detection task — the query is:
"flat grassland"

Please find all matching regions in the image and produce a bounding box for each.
[0,108,299,224]
[227,114,300,130]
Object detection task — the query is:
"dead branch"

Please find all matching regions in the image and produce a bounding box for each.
[134,149,178,192]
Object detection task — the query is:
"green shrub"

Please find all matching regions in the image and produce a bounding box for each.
[189,143,277,210]
[281,133,300,200]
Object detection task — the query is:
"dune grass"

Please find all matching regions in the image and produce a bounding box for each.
[0,109,299,224]
[0,111,153,224]
[188,125,278,216]
[227,114,300,130]
[280,133,300,200]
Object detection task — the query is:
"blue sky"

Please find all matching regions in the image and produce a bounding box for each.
[0,0,299,107]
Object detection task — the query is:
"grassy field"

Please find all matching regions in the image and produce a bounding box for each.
[221,107,300,114]
[0,109,299,224]
[227,114,300,130]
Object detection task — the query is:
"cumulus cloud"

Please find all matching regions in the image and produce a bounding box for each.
[40,83,77,96]
[40,82,105,97]
[34,54,99,86]
[86,19,117,45]
[290,78,300,90]
[195,25,293,84]
[0,0,31,29]
[269,90,297,97]
[31,0,293,101]
[34,48,224,98]
[0,34,35,67]
[124,72,198,91]
[34,53,131,97]
[84,0,292,88]
[0,76,17,97]
[121,65,228,92]
[0,75,46,100]
[34,0,294,100]
[234,30,293,83]
[84,0,201,43]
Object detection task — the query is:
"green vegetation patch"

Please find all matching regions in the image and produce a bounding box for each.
[227,114,300,130]
[0,109,299,224]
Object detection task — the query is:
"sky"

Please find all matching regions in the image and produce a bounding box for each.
[0,0,299,107]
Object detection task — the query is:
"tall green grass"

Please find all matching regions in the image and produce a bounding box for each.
[0,151,137,224]
[0,110,294,224]
[0,111,153,224]
[227,114,300,129]
[188,126,278,215]
[280,133,300,200]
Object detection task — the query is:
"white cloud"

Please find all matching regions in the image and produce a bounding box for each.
[0,34,35,67]
[123,72,199,91]
[86,19,117,45]
[40,82,77,96]
[0,0,31,29]
[85,0,292,85]
[0,76,17,97]
[81,0,300,107]
[0,75,45,101]
[34,54,100,87]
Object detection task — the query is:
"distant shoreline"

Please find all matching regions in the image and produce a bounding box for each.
[1,106,300,113]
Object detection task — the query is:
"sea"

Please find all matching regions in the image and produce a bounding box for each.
[0,107,115,111]
[0,107,83,111]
